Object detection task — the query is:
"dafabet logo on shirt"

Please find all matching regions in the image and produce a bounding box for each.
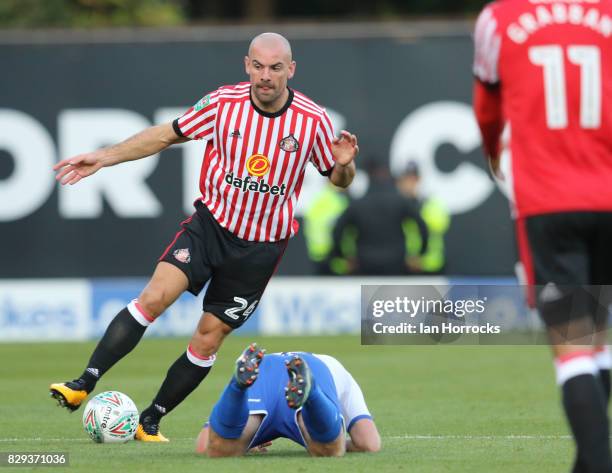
[224,155,285,196]
[246,154,270,177]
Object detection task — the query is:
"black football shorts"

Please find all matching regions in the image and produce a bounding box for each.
[159,201,287,329]
[517,211,612,327]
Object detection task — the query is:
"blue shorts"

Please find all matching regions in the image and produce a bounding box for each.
[246,352,341,448]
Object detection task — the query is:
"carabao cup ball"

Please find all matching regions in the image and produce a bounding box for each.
[82,391,139,443]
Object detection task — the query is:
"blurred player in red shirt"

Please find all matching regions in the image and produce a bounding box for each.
[473,1,612,471]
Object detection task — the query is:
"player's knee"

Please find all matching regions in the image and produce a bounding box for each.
[205,442,225,458]
[190,314,232,357]
[308,441,345,457]
[190,329,227,358]
[307,433,346,457]
[205,439,228,458]
[206,433,242,458]
[137,286,170,318]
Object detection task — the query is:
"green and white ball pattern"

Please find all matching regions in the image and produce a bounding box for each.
[82,391,139,443]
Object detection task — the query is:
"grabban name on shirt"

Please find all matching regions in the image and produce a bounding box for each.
[224,172,287,196]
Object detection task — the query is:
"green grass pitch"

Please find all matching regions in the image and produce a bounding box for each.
[0,336,576,472]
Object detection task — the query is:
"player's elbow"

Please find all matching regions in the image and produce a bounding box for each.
[349,420,382,453]
[356,435,381,453]
[159,122,189,146]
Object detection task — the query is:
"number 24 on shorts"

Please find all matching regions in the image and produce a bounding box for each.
[224,297,259,321]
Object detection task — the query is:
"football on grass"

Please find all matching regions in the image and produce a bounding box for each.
[82,391,139,443]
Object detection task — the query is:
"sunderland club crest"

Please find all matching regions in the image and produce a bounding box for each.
[173,248,191,264]
[279,134,300,153]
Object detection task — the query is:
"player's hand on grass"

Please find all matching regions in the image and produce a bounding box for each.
[332,130,359,166]
[53,153,105,185]
[248,441,272,454]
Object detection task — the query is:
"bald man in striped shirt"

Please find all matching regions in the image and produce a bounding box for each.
[50,32,358,442]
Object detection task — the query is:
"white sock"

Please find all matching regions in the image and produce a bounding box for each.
[555,351,597,386]
[594,346,612,370]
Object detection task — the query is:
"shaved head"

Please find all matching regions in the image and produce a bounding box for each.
[245,32,296,112]
[248,32,292,62]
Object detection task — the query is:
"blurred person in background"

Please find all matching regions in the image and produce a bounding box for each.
[473,1,612,471]
[303,182,354,275]
[332,160,428,276]
[396,161,450,275]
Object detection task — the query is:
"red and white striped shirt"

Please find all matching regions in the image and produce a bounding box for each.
[473,0,612,217]
[174,82,336,242]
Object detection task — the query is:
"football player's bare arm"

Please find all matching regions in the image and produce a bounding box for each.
[346,418,381,453]
[473,80,504,178]
[53,122,189,186]
[330,130,358,188]
[196,415,264,457]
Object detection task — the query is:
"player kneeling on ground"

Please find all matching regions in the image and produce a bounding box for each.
[195,344,380,457]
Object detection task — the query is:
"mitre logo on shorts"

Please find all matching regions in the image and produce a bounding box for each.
[279,134,300,153]
[224,172,286,196]
[246,154,271,177]
[173,248,191,264]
